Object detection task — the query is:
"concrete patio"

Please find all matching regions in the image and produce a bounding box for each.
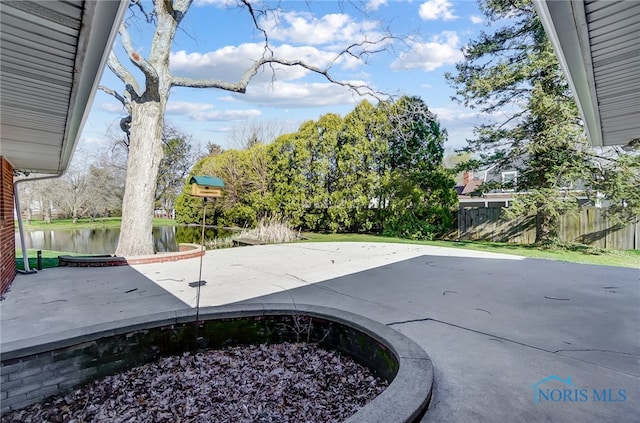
[1,242,638,421]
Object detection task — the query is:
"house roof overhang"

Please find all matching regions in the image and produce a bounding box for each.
[532,0,640,148]
[0,0,128,175]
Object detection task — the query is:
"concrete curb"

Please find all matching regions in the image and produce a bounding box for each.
[1,304,433,422]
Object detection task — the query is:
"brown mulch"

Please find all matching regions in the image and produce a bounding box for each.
[2,342,388,423]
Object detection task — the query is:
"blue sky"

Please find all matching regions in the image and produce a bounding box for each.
[81,0,494,155]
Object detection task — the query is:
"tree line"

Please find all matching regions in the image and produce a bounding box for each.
[175,96,458,240]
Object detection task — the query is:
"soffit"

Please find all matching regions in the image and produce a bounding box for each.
[0,0,128,174]
[534,0,639,147]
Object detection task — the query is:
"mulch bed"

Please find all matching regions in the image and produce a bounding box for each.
[2,342,388,423]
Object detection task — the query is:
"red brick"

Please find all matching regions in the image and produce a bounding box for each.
[1,157,16,295]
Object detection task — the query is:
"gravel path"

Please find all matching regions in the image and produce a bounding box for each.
[2,343,388,423]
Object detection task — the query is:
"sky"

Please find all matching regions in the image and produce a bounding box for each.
[80,0,494,157]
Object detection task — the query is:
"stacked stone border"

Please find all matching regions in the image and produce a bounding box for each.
[1,304,433,422]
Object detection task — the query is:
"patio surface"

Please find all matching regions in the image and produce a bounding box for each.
[1,242,638,422]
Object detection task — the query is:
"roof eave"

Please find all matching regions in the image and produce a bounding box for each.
[58,0,129,174]
[532,0,604,148]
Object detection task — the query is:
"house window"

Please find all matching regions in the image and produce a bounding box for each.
[559,179,573,190]
[502,171,517,191]
[472,170,487,181]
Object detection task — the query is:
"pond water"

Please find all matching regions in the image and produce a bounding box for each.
[15,226,235,255]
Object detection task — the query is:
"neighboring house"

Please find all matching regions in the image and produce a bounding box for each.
[456,165,520,208]
[455,165,595,208]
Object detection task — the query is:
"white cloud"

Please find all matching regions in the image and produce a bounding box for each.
[366,0,388,11]
[390,31,463,71]
[258,10,381,47]
[165,101,261,121]
[98,99,261,122]
[432,107,483,123]
[218,95,238,103]
[193,0,236,6]
[419,0,458,21]
[470,15,484,24]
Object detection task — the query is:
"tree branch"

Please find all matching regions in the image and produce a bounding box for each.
[162,0,174,16]
[106,51,140,97]
[172,35,394,100]
[327,36,395,68]
[98,85,127,107]
[173,0,193,14]
[172,55,384,99]
[118,23,159,87]
[130,0,155,23]
[240,0,271,51]
[171,2,393,99]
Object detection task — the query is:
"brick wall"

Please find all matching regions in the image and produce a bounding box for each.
[0,348,97,411]
[0,156,15,295]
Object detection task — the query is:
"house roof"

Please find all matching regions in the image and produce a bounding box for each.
[533,0,640,148]
[461,179,483,195]
[189,176,225,188]
[0,0,128,175]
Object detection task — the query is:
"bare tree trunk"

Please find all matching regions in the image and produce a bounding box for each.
[116,100,165,256]
[44,200,52,224]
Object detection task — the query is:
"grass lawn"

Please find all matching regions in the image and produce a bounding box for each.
[304,233,640,269]
[14,218,638,269]
[15,249,89,271]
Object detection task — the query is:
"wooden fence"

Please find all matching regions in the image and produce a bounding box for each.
[455,207,638,250]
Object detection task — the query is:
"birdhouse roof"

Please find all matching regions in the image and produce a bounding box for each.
[189,176,224,187]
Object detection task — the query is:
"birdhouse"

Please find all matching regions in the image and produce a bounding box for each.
[189,175,224,198]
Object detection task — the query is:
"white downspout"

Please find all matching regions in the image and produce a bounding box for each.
[14,173,63,274]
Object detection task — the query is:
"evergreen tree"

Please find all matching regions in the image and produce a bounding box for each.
[266,133,310,227]
[331,101,388,232]
[381,96,456,239]
[446,0,595,243]
[593,152,640,226]
[299,115,342,230]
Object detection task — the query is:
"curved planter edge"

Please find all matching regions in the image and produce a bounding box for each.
[0,304,433,422]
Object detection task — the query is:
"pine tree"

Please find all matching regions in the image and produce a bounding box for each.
[447,0,595,243]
